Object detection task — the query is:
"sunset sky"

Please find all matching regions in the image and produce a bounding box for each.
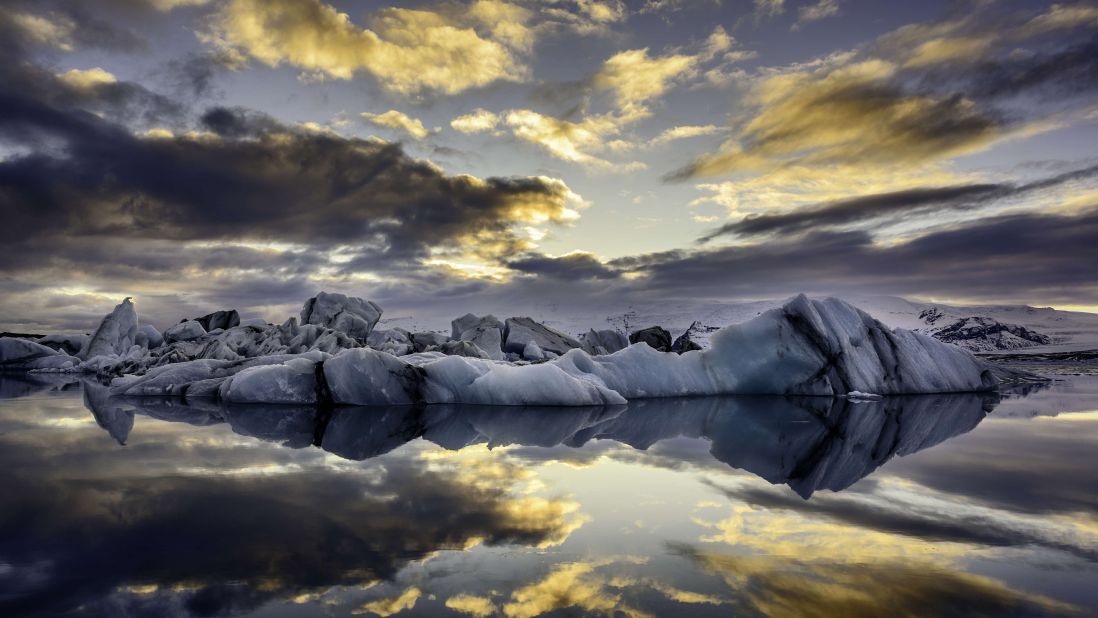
[1,0,1096,331]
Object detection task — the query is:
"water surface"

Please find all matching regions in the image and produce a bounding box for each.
[1,374,1096,617]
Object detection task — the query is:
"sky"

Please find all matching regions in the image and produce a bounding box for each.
[1,0,1096,331]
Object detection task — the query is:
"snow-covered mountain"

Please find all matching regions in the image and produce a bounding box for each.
[443,295,1098,354]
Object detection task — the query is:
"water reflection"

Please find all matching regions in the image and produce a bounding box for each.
[81,389,997,499]
[1,376,1095,617]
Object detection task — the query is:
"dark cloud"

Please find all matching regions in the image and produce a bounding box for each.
[634,207,1098,304]
[698,164,1098,241]
[507,251,620,280]
[928,40,1098,102]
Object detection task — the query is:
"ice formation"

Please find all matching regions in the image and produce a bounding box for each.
[1,292,1000,406]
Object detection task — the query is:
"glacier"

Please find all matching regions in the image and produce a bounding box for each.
[1,292,1001,407]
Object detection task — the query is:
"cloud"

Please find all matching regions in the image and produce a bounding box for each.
[673,545,1078,617]
[495,202,1098,308]
[792,0,840,30]
[753,0,785,20]
[489,37,724,169]
[708,481,1098,563]
[668,59,1004,180]
[361,110,432,139]
[637,206,1098,305]
[0,93,583,259]
[507,251,618,280]
[451,109,501,133]
[445,594,496,617]
[0,28,591,329]
[698,164,1098,241]
[503,109,644,171]
[592,47,699,120]
[205,0,530,95]
[147,0,212,10]
[0,2,146,55]
[904,35,995,68]
[0,410,588,616]
[650,124,723,146]
[671,2,1098,189]
[352,586,422,616]
[56,67,118,90]
[501,561,648,618]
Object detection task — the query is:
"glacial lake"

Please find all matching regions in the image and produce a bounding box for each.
[1,374,1097,617]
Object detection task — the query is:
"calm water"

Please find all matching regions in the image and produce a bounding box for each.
[1,374,1097,617]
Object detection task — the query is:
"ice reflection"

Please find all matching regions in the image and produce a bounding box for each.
[84,391,996,498]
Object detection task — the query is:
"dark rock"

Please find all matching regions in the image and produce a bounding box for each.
[629,326,672,352]
[194,310,240,332]
[671,322,703,354]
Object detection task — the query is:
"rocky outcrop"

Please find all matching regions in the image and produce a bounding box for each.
[629,326,672,352]
[922,315,1052,352]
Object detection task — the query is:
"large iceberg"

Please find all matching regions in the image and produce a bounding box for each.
[91,294,997,406]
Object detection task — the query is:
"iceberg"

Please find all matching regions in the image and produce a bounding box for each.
[10,292,1000,407]
[78,297,138,360]
[553,295,996,398]
[300,291,382,342]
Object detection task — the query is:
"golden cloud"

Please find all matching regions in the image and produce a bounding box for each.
[504,109,644,172]
[904,35,995,68]
[361,110,431,139]
[502,561,651,618]
[593,47,698,120]
[674,59,1002,179]
[57,67,118,91]
[445,594,496,617]
[207,0,529,95]
[451,109,501,133]
[351,586,422,616]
